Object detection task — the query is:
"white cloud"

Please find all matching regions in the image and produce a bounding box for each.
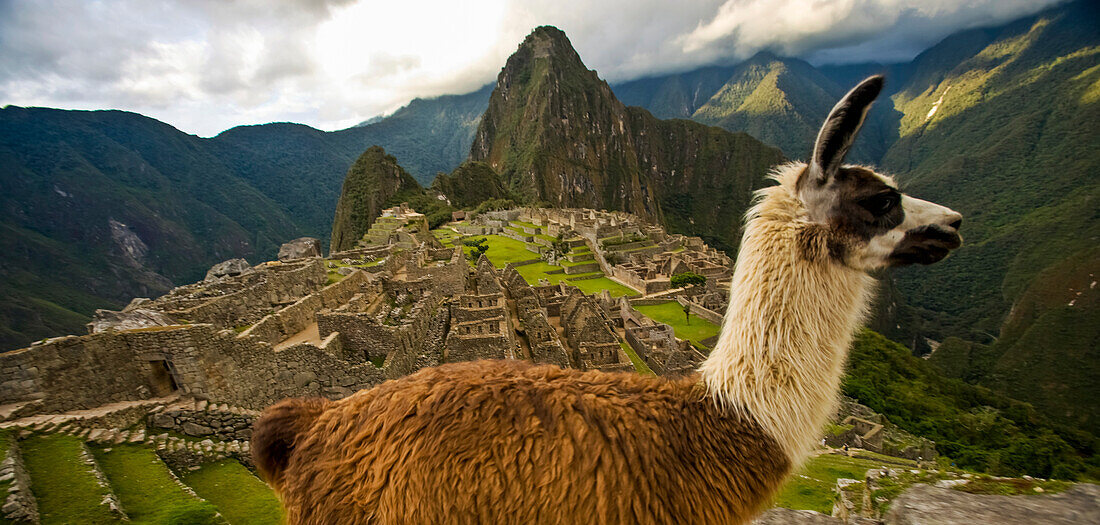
[0,0,1066,136]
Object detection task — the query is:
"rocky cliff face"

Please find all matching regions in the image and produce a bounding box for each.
[329,146,423,252]
[469,26,784,252]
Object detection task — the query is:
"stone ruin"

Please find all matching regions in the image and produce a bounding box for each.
[1,206,728,450]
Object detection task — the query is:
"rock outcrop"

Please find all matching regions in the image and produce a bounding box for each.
[86,308,177,334]
[203,258,253,281]
[277,237,322,261]
[886,483,1100,525]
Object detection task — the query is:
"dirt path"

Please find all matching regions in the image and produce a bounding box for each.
[274,322,320,350]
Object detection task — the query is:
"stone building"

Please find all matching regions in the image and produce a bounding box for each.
[618,298,706,377]
[500,266,570,367]
[559,289,631,372]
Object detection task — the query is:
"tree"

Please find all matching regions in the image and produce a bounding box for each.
[682,302,692,325]
[671,271,706,289]
[463,237,489,261]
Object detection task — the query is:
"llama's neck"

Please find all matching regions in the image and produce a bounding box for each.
[699,186,875,466]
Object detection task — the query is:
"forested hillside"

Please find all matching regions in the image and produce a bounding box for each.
[610,1,1099,434]
[0,107,302,348]
[878,0,1100,433]
[0,86,489,349]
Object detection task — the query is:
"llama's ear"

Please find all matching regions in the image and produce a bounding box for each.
[807,75,884,185]
[252,397,331,489]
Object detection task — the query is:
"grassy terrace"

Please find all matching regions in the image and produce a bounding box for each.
[93,444,223,524]
[21,434,121,524]
[632,301,720,348]
[182,460,283,525]
[324,257,386,284]
[431,227,463,247]
[448,233,640,297]
[510,220,540,230]
[773,453,891,513]
[619,342,655,375]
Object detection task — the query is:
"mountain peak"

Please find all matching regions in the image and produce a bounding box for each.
[504,25,588,75]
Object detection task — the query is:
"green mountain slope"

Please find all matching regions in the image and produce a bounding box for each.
[469,26,785,252]
[845,330,1098,480]
[0,85,489,349]
[877,0,1100,432]
[613,65,736,119]
[613,53,895,164]
[430,161,513,209]
[340,85,491,184]
[0,107,303,348]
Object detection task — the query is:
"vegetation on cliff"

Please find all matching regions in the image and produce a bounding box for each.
[469,26,785,253]
[844,330,1098,480]
[876,0,1099,433]
[430,161,513,208]
[329,146,423,252]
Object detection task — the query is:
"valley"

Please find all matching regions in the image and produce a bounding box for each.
[0,0,1097,521]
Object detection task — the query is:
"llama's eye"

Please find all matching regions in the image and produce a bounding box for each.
[860,194,898,216]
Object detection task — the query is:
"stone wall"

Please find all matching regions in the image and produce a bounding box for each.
[243,270,373,345]
[1,440,37,523]
[445,329,512,362]
[407,247,466,296]
[150,404,258,442]
[162,260,327,329]
[677,297,725,325]
[0,330,181,415]
[317,295,440,363]
[0,319,404,415]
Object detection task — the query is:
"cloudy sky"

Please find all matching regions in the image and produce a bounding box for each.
[0,0,1064,136]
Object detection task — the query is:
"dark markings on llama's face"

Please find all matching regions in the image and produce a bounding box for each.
[798,166,963,269]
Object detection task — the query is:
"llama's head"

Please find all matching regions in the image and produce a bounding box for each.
[798,75,962,271]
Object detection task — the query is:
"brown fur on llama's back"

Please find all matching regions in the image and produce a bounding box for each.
[253,360,790,524]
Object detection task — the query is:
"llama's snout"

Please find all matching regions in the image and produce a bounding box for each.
[889,224,962,266]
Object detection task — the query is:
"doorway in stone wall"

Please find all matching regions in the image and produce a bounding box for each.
[146,360,179,396]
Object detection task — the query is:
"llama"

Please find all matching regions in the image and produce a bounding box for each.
[252,75,963,524]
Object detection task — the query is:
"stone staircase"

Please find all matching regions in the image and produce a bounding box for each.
[0,399,281,524]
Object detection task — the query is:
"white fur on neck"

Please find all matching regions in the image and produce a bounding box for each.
[699,163,876,466]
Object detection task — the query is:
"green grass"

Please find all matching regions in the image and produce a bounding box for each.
[181,460,283,525]
[569,277,640,298]
[0,431,12,525]
[510,220,540,230]
[447,233,640,297]
[20,434,122,524]
[431,227,464,247]
[849,449,919,467]
[514,262,567,284]
[774,453,894,513]
[461,235,538,267]
[956,475,1072,495]
[619,342,655,375]
[559,258,597,267]
[92,444,224,524]
[633,301,720,346]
